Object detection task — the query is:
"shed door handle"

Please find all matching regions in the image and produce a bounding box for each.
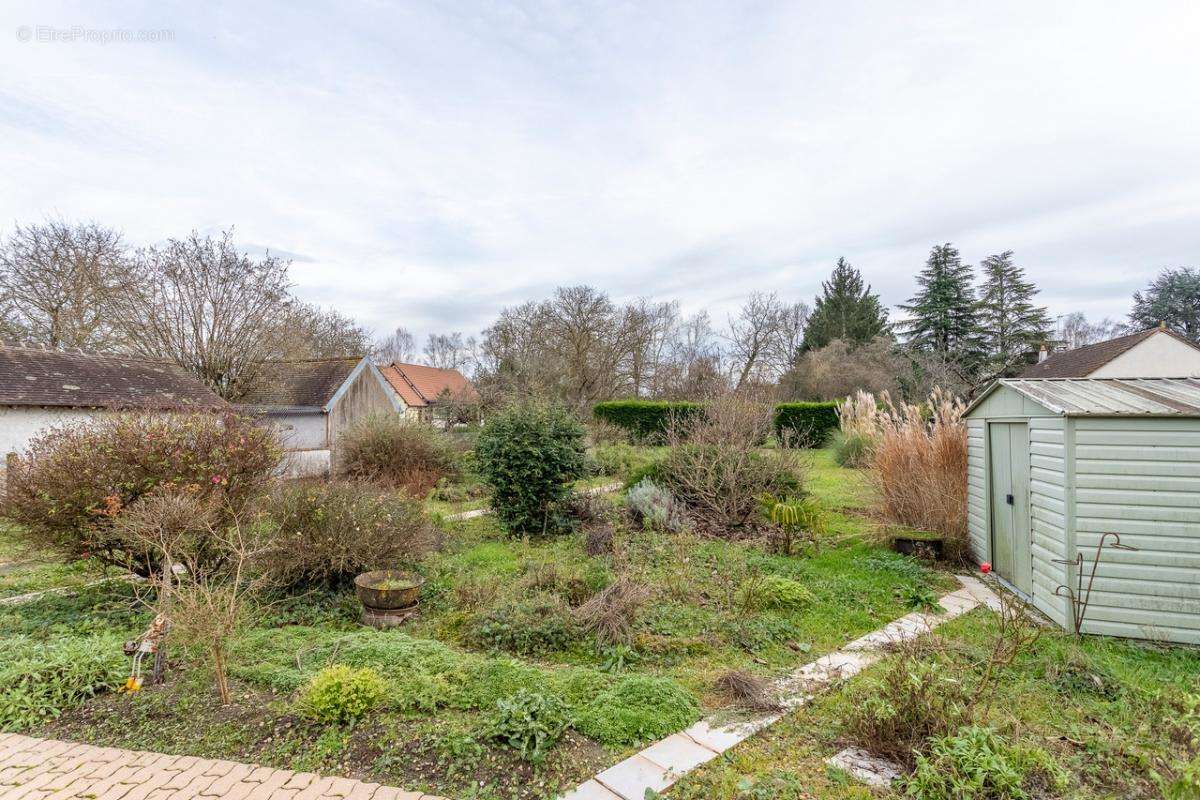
[1006,493,1014,506]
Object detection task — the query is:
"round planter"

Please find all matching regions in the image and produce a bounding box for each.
[354,570,424,611]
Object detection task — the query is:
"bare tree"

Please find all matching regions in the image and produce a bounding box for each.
[0,219,132,350]
[726,291,789,390]
[115,229,292,399]
[423,331,473,370]
[1056,312,1124,350]
[277,303,370,360]
[377,326,416,364]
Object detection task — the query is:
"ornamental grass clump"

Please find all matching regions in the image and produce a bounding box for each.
[870,389,968,559]
[833,390,882,468]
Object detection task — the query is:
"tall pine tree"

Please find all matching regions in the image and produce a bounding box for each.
[800,257,890,352]
[899,243,980,360]
[975,250,1051,375]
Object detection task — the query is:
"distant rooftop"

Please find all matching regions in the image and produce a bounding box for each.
[236,357,363,409]
[0,343,225,410]
[379,362,475,408]
[1021,327,1200,378]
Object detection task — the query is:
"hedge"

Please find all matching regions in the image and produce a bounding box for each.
[595,399,840,447]
[773,402,840,446]
[593,400,705,443]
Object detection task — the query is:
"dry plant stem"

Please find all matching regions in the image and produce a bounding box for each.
[869,388,968,554]
[973,590,1042,723]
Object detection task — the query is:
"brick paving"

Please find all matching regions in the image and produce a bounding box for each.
[0,735,446,800]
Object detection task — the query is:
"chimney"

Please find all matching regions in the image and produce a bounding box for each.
[1038,344,1049,363]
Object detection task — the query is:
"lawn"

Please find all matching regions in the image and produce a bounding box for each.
[0,443,954,799]
[3,440,1194,800]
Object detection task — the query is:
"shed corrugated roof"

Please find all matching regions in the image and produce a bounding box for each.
[971,377,1200,417]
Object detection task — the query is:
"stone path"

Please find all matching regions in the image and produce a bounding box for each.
[558,574,1000,800]
[0,734,446,800]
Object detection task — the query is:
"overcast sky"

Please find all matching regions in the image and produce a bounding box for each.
[2,1,1198,343]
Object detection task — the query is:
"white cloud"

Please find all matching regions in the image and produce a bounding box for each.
[0,0,1197,341]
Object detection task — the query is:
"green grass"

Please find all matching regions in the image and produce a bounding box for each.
[672,609,1200,799]
[0,525,109,599]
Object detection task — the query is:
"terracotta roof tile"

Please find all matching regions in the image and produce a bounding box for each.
[380,362,475,408]
[0,344,225,409]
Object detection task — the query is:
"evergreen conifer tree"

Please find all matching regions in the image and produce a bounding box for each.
[800,257,890,352]
[975,250,1051,375]
[898,243,981,363]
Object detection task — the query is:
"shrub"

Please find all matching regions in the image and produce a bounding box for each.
[337,414,458,494]
[117,491,271,704]
[870,389,968,558]
[467,594,577,655]
[904,726,1068,800]
[843,640,968,767]
[297,665,387,724]
[622,458,668,491]
[625,478,684,532]
[663,395,804,531]
[0,634,126,730]
[488,689,572,764]
[257,482,436,589]
[573,577,652,645]
[773,401,839,447]
[475,404,586,535]
[2,411,279,576]
[592,400,705,443]
[574,674,700,746]
[739,574,815,610]
[760,495,826,555]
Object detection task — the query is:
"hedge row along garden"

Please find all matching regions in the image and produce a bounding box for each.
[594,398,840,446]
[0,394,1196,799]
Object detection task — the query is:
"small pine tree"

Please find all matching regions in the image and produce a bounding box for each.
[800,258,890,352]
[898,244,981,365]
[1129,267,1200,342]
[975,251,1052,376]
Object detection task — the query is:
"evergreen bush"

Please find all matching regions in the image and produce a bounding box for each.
[592,400,705,443]
[475,403,586,534]
[773,401,840,446]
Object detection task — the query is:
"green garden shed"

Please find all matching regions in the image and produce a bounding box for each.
[964,377,1200,644]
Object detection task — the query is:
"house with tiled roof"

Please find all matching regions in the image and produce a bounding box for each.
[237,356,402,477]
[0,343,226,483]
[378,362,479,424]
[1022,326,1200,379]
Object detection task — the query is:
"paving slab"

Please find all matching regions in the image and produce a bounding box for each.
[593,754,675,799]
[637,734,719,774]
[0,735,444,800]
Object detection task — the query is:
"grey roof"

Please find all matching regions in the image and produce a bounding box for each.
[0,344,225,410]
[971,377,1200,417]
[1018,328,1198,378]
[235,357,364,410]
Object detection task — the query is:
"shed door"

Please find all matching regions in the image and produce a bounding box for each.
[988,422,1032,595]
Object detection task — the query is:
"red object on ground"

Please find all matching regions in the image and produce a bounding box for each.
[980,562,992,574]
